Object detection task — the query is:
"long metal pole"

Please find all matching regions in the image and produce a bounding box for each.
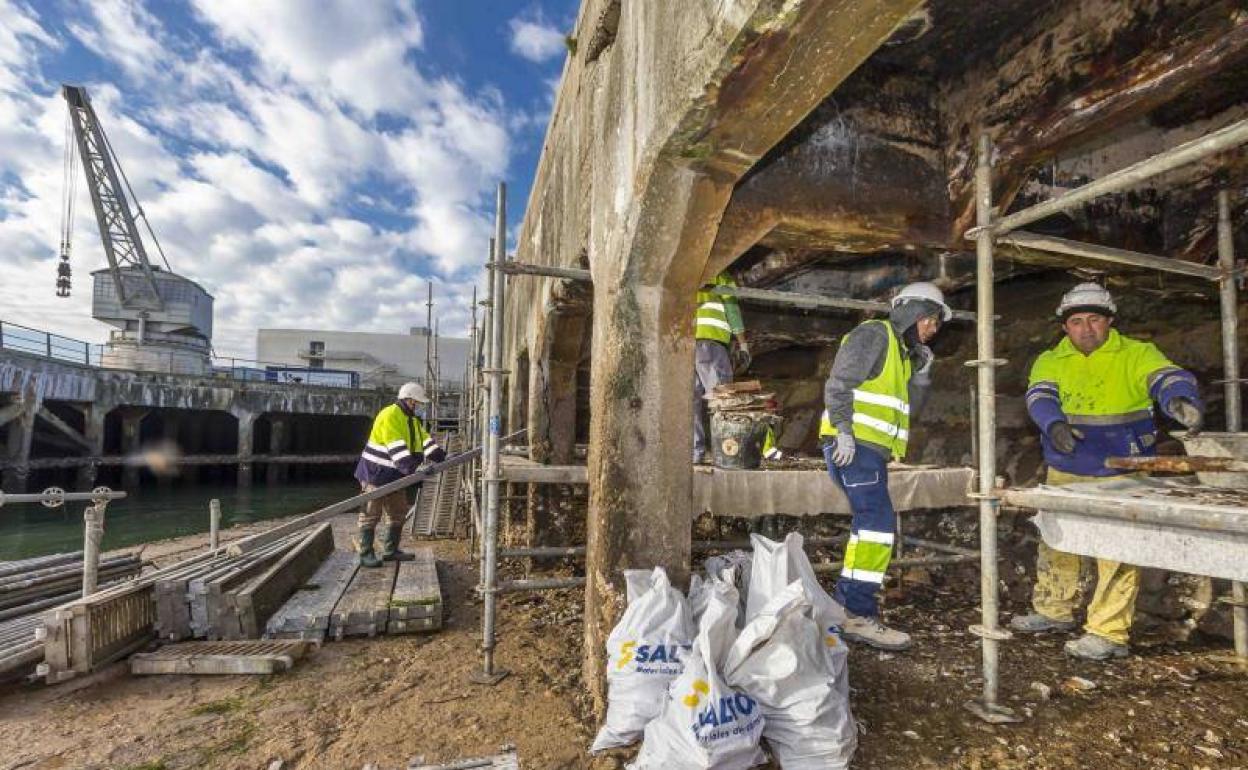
[209,498,221,551]
[478,182,507,681]
[968,134,1013,722]
[997,231,1223,281]
[991,118,1248,235]
[478,241,494,586]
[1218,189,1248,660]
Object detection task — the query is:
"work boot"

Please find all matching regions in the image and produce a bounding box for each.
[381,525,415,562]
[841,613,912,651]
[1009,612,1077,634]
[1064,632,1129,661]
[356,526,383,568]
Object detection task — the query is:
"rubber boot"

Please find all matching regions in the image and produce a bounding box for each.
[357,526,383,568]
[381,525,415,562]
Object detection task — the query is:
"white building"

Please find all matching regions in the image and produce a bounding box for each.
[256,327,470,392]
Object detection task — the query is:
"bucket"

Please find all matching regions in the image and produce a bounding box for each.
[1175,431,1248,489]
[710,412,773,470]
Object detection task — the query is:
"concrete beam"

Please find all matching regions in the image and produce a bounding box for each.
[0,401,23,429]
[36,406,91,449]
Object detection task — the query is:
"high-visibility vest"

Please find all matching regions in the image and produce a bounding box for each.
[355,403,437,485]
[694,273,739,345]
[819,320,912,459]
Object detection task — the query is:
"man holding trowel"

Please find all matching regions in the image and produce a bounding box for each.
[821,281,950,651]
[1011,282,1203,661]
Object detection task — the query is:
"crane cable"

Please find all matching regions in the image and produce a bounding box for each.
[56,110,78,297]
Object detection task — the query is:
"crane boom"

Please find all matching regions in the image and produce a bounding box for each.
[62,84,163,311]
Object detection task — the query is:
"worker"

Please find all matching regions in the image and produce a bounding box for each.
[1010,282,1202,660]
[353,382,447,568]
[693,271,752,464]
[821,281,950,651]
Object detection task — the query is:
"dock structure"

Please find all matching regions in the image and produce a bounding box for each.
[0,346,388,492]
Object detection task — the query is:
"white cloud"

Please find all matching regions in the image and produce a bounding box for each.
[508,16,566,63]
[0,0,511,359]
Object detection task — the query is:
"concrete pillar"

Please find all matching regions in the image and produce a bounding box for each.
[75,404,108,491]
[2,394,40,493]
[266,416,287,486]
[120,409,145,490]
[158,412,179,491]
[236,411,256,488]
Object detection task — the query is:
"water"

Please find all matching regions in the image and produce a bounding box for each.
[0,481,359,560]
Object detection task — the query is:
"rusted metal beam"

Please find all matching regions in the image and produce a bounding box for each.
[997,231,1225,280]
[1105,455,1248,474]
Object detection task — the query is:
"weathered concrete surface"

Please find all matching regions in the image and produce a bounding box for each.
[506,0,925,714]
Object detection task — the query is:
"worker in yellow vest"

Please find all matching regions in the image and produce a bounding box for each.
[693,271,752,463]
[1011,283,1202,660]
[820,282,951,650]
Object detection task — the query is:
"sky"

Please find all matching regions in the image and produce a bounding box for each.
[0,0,577,358]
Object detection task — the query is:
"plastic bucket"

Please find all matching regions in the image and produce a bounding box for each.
[710,412,772,470]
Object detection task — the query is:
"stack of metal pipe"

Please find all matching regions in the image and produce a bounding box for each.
[0,550,143,677]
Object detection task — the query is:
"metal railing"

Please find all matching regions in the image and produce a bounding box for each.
[0,319,466,400]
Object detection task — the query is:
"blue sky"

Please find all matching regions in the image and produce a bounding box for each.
[0,0,578,357]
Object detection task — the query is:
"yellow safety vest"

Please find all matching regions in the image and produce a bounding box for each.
[819,320,912,459]
[694,273,740,345]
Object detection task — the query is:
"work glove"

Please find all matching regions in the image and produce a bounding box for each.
[912,344,934,376]
[1167,397,1203,434]
[831,433,856,467]
[425,445,448,464]
[732,340,752,373]
[1046,421,1084,455]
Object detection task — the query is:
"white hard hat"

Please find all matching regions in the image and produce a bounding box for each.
[1056,282,1116,319]
[892,281,952,322]
[397,382,429,403]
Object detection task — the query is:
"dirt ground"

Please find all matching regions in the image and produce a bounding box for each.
[1,515,1245,770]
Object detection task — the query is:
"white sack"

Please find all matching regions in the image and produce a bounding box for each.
[725,580,857,770]
[630,575,764,769]
[591,567,695,753]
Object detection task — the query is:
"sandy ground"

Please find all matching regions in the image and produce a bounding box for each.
[1,516,1245,770]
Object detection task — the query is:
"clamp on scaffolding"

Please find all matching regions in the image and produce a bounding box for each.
[963,116,1248,723]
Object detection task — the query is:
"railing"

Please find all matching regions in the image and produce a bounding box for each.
[0,319,466,401]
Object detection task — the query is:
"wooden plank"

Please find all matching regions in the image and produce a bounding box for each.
[232,524,335,639]
[265,550,358,641]
[130,640,311,675]
[329,560,397,639]
[387,549,442,634]
[498,459,588,485]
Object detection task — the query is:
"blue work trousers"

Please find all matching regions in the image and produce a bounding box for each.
[824,443,896,619]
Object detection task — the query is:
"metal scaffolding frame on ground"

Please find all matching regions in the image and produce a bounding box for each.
[964,118,1248,723]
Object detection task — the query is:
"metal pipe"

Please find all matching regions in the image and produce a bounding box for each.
[973,134,1005,714]
[498,534,970,560]
[0,488,126,508]
[1216,189,1247,661]
[81,503,105,597]
[499,546,585,558]
[209,499,221,551]
[480,182,507,678]
[812,553,978,574]
[478,242,494,592]
[495,576,585,594]
[1000,486,1248,535]
[998,231,1224,281]
[493,261,978,321]
[989,118,1248,235]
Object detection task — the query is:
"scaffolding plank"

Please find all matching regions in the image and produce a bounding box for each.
[265,550,358,641]
[330,560,398,639]
[130,640,312,675]
[232,523,335,639]
[388,549,441,634]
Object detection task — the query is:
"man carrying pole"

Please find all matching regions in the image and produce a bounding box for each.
[1011,282,1203,660]
[821,281,950,650]
[353,382,447,567]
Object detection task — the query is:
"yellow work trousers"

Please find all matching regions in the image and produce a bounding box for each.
[1030,468,1140,645]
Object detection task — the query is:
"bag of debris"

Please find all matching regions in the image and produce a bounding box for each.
[591,567,695,753]
[725,580,857,770]
[629,574,765,770]
[747,533,847,632]
[705,550,752,627]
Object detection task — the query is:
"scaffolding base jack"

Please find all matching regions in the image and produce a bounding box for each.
[470,654,510,685]
[963,699,1022,724]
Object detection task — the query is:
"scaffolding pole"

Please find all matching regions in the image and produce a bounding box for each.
[965,134,1016,724]
[1218,189,1248,661]
[473,183,508,685]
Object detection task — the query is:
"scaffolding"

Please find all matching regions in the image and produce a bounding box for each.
[964,118,1248,722]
